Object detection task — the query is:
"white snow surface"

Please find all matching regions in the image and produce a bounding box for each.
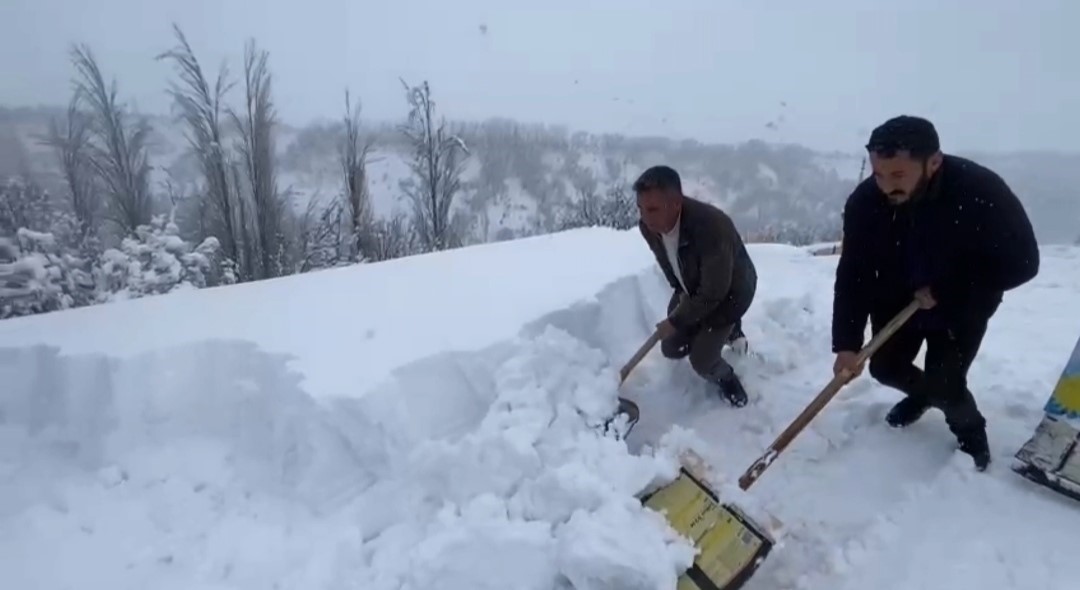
[2,228,1080,590]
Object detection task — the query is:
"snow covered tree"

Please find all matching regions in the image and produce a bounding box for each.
[156,24,247,280]
[339,89,375,262]
[398,79,469,252]
[70,44,155,236]
[230,39,288,280]
[0,178,56,235]
[558,181,637,231]
[40,95,101,244]
[366,214,418,262]
[294,193,347,272]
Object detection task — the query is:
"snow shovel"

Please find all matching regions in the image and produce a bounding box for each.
[606,321,754,438]
[642,300,919,590]
[602,328,662,438]
[610,326,778,590]
[736,298,921,490]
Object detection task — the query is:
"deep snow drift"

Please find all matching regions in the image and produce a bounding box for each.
[2,227,1080,590]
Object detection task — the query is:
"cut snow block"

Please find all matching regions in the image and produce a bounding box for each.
[640,452,774,590]
[1013,332,1080,503]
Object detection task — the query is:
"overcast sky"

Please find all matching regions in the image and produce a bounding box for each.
[2,0,1077,153]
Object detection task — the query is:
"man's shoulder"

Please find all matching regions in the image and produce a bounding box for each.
[941,154,1009,197]
[683,196,735,228]
[942,153,995,177]
[844,176,882,214]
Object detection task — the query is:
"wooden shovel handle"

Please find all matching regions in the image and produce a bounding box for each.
[619,329,662,384]
[737,299,921,490]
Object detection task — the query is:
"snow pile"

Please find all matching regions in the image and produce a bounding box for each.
[0,227,703,590]
[0,332,699,589]
[352,327,700,589]
[0,227,656,398]
[1,228,1080,590]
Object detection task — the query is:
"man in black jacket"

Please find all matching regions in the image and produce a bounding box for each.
[832,115,1040,471]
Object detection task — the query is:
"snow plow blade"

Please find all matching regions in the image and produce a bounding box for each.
[1012,330,1080,503]
[639,451,774,590]
[1013,415,1080,503]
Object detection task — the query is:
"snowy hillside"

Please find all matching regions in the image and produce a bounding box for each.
[2,227,1080,590]
[1,106,866,247]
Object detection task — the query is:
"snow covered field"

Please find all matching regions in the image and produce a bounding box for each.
[2,227,1080,590]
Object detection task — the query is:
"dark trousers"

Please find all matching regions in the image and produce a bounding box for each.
[660,317,742,383]
[868,308,992,436]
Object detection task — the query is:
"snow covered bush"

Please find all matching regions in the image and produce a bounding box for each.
[0,228,96,319]
[95,214,234,301]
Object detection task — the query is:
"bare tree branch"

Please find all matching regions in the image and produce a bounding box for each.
[38,93,100,242]
[367,214,416,262]
[156,23,246,278]
[69,43,154,235]
[228,39,285,279]
[398,79,468,252]
[339,88,375,262]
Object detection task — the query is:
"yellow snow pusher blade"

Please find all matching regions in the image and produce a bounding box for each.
[640,450,775,590]
[620,300,920,590]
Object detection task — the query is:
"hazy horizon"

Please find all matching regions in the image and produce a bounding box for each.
[2,0,1078,155]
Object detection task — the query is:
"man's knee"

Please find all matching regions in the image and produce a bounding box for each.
[688,333,733,381]
[661,335,690,359]
[868,355,899,384]
[688,345,720,377]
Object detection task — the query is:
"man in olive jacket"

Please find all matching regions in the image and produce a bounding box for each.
[634,165,758,407]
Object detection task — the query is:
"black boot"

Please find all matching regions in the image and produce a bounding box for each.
[718,374,748,408]
[956,427,991,471]
[885,395,931,428]
[942,391,990,471]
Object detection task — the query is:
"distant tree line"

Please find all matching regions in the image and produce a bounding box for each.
[0,24,853,320]
[0,24,473,318]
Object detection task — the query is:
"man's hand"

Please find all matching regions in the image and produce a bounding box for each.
[914,286,937,309]
[833,351,864,380]
[655,319,677,340]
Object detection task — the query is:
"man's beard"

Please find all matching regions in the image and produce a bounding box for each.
[887,168,931,204]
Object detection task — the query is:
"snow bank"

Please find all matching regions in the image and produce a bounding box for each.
[0,332,699,589]
[351,326,704,589]
[0,340,377,589]
[0,227,656,400]
[2,229,1080,590]
[0,227,711,589]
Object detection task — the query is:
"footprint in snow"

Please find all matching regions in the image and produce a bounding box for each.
[1004,401,1038,420]
[739,419,767,435]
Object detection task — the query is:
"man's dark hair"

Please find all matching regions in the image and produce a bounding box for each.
[633,165,682,195]
[865,115,941,160]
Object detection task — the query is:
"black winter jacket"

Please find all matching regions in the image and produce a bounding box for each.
[832,154,1039,352]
